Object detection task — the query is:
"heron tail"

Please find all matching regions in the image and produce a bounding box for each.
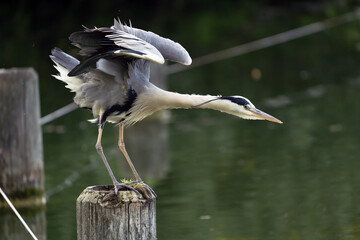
[50,48,84,92]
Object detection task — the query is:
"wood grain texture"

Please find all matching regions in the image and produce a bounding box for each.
[77,185,156,240]
[0,68,44,206]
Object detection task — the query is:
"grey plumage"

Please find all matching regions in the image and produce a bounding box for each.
[112,19,192,65]
[50,18,282,198]
[67,19,191,76]
[51,19,193,126]
[50,48,79,71]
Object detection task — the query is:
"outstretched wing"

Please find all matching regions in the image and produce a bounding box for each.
[68,27,165,76]
[67,19,192,77]
[113,19,192,66]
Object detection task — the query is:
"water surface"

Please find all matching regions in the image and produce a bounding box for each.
[41,21,360,240]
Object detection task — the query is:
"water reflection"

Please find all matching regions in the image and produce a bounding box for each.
[0,210,46,240]
[155,79,360,239]
[40,76,360,239]
[31,14,360,239]
[121,117,170,180]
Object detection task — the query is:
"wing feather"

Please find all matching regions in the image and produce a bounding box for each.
[69,28,164,65]
[113,19,192,65]
[67,19,191,79]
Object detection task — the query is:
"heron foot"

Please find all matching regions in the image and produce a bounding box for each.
[114,180,157,200]
[114,181,141,196]
[136,181,157,200]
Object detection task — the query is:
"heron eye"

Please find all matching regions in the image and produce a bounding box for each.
[244,105,250,110]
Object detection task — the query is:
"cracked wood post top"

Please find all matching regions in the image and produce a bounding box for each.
[76,185,156,240]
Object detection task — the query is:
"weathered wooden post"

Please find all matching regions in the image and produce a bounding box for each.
[0,68,46,240]
[0,68,45,207]
[77,185,156,240]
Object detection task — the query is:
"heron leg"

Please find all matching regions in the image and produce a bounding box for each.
[118,124,157,199]
[118,124,142,181]
[95,123,140,195]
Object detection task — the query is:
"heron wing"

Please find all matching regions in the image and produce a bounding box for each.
[106,31,165,64]
[113,19,192,65]
[50,47,131,117]
[68,27,165,76]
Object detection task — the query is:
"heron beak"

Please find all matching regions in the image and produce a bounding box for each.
[248,107,283,124]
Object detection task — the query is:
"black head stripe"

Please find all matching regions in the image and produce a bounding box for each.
[219,96,250,106]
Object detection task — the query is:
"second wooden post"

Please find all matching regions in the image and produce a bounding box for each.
[0,68,45,207]
[77,185,156,240]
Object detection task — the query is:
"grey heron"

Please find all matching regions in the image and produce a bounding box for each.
[50,19,282,199]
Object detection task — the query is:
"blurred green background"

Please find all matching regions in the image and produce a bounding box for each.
[2,1,360,239]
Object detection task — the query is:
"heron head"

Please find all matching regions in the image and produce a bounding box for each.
[216,96,283,124]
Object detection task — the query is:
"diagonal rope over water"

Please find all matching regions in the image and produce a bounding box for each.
[40,102,78,125]
[166,8,360,74]
[45,158,98,201]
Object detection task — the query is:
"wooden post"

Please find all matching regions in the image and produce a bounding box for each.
[0,68,45,207]
[77,185,156,240]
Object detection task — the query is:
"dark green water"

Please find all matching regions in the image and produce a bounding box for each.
[2,4,360,239]
[40,22,360,240]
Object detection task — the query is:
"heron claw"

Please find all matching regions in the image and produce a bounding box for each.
[113,181,157,200]
[113,182,141,196]
[138,182,157,200]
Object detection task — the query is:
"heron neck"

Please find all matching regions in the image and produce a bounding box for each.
[153,87,220,111]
